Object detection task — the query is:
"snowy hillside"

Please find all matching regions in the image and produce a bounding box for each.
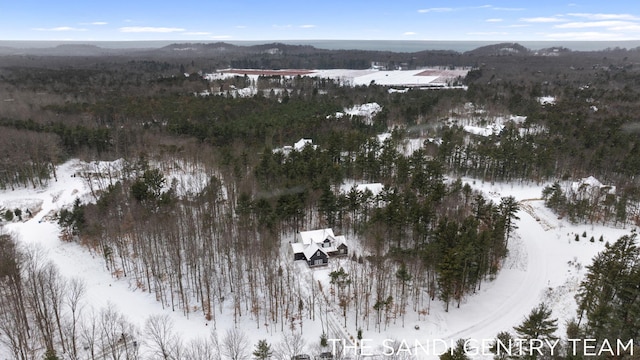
[1,158,634,359]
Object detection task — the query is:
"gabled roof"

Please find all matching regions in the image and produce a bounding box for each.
[326,235,346,252]
[299,229,336,245]
[291,242,306,254]
[571,176,616,195]
[294,138,314,151]
[303,242,327,260]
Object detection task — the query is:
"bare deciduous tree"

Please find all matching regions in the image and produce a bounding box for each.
[80,309,100,360]
[275,331,306,360]
[0,233,34,359]
[144,313,182,360]
[183,336,220,360]
[98,303,139,360]
[220,328,250,360]
[63,277,86,360]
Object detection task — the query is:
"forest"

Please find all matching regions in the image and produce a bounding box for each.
[0,42,639,359]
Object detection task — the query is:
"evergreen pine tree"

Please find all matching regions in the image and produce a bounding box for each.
[564,319,585,360]
[396,262,412,296]
[440,339,470,360]
[490,331,515,360]
[252,339,272,360]
[499,196,520,247]
[576,232,640,343]
[513,303,558,359]
[43,349,60,360]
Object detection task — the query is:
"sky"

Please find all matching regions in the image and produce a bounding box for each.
[1,0,640,42]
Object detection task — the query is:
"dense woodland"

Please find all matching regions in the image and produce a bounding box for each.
[1,42,640,359]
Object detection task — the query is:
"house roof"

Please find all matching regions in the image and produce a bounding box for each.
[291,242,305,254]
[335,235,346,246]
[571,176,616,195]
[377,132,392,143]
[298,229,336,245]
[322,235,347,253]
[294,138,314,151]
[303,242,327,260]
[273,138,317,155]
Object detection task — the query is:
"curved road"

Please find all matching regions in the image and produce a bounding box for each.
[440,208,550,346]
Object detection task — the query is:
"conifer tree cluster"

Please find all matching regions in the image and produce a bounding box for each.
[575,231,640,345]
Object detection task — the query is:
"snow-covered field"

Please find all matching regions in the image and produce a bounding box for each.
[203,68,468,97]
[1,159,635,359]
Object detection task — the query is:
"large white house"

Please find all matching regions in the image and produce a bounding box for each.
[290,228,348,267]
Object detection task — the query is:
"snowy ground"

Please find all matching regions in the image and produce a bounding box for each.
[1,160,635,359]
[203,68,468,97]
[314,179,633,359]
[432,179,631,358]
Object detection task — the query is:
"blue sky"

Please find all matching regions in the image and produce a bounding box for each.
[2,0,639,41]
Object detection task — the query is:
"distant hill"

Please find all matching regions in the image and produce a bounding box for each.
[157,42,324,56]
[1,41,637,71]
[464,42,531,56]
[0,43,126,56]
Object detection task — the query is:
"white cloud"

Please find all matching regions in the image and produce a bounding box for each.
[300,24,316,28]
[403,31,417,36]
[418,5,513,14]
[486,18,503,22]
[609,24,640,32]
[209,35,232,39]
[568,13,640,21]
[273,24,293,29]
[80,21,108,26]
[555,20,636,29]
[520,17,565,23]
[492,7,525,11]
[418,7,453,13]
[545,31,627,40]
[119,27,185,33]
[418,5,525,13]
[33,26,87,32]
